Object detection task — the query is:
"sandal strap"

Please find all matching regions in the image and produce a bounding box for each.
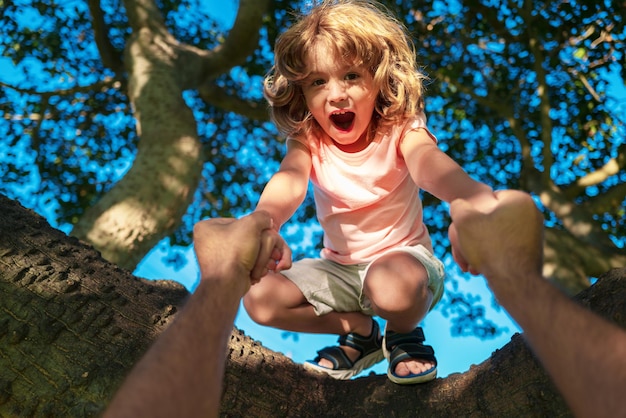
[313,346,354,369]
[384,326,437,369]
[338,319,381,357]
[311,319,382,371]
[384,326,425,350]
[388,343,436,369]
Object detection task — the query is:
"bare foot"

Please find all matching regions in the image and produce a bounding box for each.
[393,358,435,376]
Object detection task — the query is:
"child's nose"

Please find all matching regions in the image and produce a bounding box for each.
[328,80,348,103]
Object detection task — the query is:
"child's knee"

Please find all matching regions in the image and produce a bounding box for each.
[365,256,430,313]
[244,282,290,326]
[242,290,271,325]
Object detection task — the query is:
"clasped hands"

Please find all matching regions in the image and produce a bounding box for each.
[448,189,544,282]
[193,211,292,296]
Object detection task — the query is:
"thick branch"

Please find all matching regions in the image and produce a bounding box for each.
[122,0,166,33]
[72,11,203,269]
[198,84,270,121]
[200,0,272,80]
[3,194,626,416]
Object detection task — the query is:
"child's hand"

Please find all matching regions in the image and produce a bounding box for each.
[252,227,292,284]
[448,191,499,274]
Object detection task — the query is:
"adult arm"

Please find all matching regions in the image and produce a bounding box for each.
[399,129,493,203]
[256,139,312,230]
[104,212,289,418]
[448,190,626,418]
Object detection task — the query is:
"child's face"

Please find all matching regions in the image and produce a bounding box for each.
[301,43,377,150]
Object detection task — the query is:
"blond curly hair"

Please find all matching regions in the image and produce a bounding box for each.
[264,0,427,139]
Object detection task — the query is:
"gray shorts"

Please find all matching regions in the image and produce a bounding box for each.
[281,244,445,316]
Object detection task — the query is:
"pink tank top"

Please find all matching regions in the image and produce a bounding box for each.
[291,115,436,264]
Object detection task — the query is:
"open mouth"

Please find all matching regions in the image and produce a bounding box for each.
[330,112,355,131]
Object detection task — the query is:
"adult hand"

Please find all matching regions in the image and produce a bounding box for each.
[106,211,291,418]
[448,190,544,283]
[193,211,292,295]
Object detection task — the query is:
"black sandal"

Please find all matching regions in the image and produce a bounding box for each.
[383,325,437,384]
[304,319,384,379]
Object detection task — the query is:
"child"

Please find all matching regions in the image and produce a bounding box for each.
[243,0,494,384]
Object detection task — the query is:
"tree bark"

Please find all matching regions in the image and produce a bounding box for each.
[1,194,624,417]
[71,0,272,271]
[0,195,189,416]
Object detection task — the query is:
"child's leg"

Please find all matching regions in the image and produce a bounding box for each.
[243,271,378,373]
[363,251,435,378]
[243,271,372,336]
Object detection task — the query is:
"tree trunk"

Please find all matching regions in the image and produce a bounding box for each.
[1,194,624,417]
[70,0,272,272]
[70,15,204,271]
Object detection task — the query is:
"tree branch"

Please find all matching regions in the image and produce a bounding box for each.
[0,192,592,418]
[198,84,270,121]
[539,183,618,252]
[543,227,626,291]
[0,77,118,97]
[122,0,166,33]
[564,143,626,198]
[583,182,626,215]
[522,0,555,183]
[200,0,272,80]
[87,0,125,75]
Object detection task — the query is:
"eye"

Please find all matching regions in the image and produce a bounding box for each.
[311,78,325,87]
[345,72,360,81]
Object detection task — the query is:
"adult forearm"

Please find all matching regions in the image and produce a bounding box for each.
[493,276,626,418]
[447,191,626,415]
[104,280,241,418]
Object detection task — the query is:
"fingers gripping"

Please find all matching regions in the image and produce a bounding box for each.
[245,213,292,282]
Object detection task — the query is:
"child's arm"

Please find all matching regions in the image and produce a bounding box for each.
[256,139,312,230]
[400,129,493,203]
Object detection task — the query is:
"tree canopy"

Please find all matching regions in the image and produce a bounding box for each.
[1,0,624,320]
